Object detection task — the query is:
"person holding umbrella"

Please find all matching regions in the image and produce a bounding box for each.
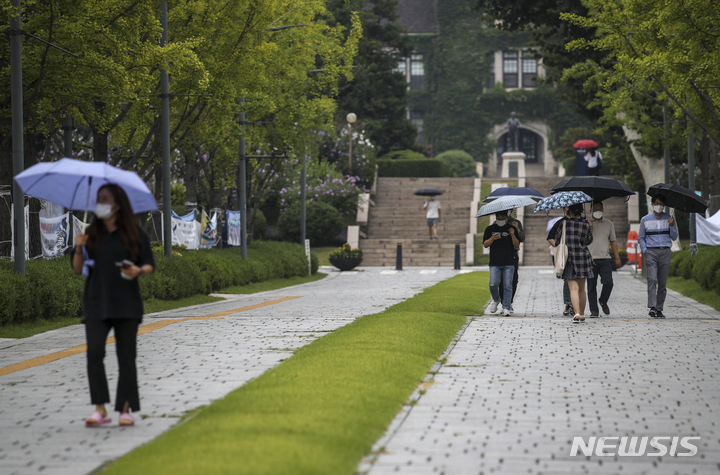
[72,184,155,426]
[422,195,442,239]
[587,201,622,317]
[638,194,678,319]
[584,148,602,176]
[483,210,520,316]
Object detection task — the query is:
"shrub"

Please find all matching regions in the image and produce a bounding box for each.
[689,247,720,290]
[377,159,455,178]
[679,255,694,280]
[436,150,478,177]
[378,150,427,161]
[277,201,344,247]
[252,210,268,240]
[669,250,690,277]
[1,241,317,327]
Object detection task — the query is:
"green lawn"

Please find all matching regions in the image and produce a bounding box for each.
[666,276,720,311]
[216,273,326,294]
[311,246,337,267]
[102,272,491,475]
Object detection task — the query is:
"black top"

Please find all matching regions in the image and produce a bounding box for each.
[483,223,517,267]
[547,218,566,242]
[71,226,154,323]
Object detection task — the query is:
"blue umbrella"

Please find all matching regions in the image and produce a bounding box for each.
[533,191,592,213]
[14,157,157,214]
[483,186,544,203]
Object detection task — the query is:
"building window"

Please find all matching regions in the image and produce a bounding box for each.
[487,58,496,88]
[522,57,537,88]
[410,110,424,143]
[503,51,518,88]
[499,129,540,163]
[393,58,407,79]
[410,54,424,90]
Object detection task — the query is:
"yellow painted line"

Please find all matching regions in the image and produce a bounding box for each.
[0,296,301,377]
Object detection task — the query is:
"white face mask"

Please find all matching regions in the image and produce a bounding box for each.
[653,204,664,214]
[592,211,603,219]
[495,220,506,227]
[95,203,116,219]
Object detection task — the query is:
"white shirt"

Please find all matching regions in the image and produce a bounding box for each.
[585,151,602,168]
[424,200,441,218]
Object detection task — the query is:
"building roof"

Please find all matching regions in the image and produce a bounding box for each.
[396,0,438,34]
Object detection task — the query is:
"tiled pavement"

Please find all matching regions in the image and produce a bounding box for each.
[362,267,720,475]
[2,266,720,475]
[0,267,461,475]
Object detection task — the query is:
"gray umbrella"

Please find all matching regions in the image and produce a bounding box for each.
[476,195,537,217]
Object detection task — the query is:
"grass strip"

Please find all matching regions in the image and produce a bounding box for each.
[311,246,337,267]
[216,273,326,294]
[666,276,720,311]
[103,271,490,475]
[0,316,84,339]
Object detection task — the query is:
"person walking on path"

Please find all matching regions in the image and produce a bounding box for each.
[638,194,678,319]
[423,196,441,239]
[71,184,155,427]
[554,203,594,323]
[498,210,525,306]
[584,148,602,176]
[587,202,622,317]
[483,211,520,316]
[547,213,573,316]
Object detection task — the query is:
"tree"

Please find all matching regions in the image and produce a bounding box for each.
[324,0,416,155]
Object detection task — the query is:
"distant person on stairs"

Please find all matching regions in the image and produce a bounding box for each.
[483,211,520,316]
[423,196,442,239]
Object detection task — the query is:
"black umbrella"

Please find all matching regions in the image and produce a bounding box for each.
[414,188,443,197]
[551,176,634,202]
[647,183,707,214]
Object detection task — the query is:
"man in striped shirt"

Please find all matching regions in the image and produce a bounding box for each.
[638,194,678,319]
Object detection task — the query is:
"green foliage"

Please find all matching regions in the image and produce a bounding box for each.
[171,183,187,207]
[435,150,478,177]
[670,250,690,278]
[0,242,316,327]
[679,255,694,280]
[378,150,427,161]
[100,272,489,475]
[328,243,364,259]
[277,202,345,247]
[253,210,267,240]
[377,159,455,177]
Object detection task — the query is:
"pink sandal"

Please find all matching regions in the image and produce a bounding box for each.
[85,411,111,427]
[119,412,134,426]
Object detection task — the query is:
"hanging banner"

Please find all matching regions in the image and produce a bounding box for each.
[73,215,89,237]
[10,205,30,259]
[227,210,241,246]
[171,210,200,250]
[40,213,70,258]
[200,209,217,249]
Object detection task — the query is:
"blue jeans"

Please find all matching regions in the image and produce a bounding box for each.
[489,265,514,309]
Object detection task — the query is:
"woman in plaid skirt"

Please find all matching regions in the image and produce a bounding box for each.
[555,203,594,323]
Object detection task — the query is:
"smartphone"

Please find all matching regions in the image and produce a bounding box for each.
[115,259,134,269]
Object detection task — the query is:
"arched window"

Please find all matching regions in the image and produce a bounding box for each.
[497,129,542,163]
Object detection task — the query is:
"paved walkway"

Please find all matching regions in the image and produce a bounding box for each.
[2,267,720,475]
[0,268,462,475]
[362,267,720,475]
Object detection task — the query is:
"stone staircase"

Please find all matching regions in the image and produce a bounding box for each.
[522,176,630,266]
[360,177,475,266]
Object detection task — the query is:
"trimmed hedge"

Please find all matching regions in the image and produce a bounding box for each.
[670,247,720,294]
[0,241,318,326]
[377,159,455,177]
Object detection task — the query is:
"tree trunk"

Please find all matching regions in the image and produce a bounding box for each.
[150,167,163,242]
[184,153,197,214]
[709,140,720,216]
[24,131,42,257]
[0,133,12,257]
[701,134,710,202]
[92,128,108,162]
[621,124,665,213]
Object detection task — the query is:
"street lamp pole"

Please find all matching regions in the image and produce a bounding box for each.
[346,112,356,172]
[10,0,25,275]
[238,97,247,259]
[160,1,172,258]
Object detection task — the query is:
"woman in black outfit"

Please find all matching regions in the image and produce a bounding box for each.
[72,184,154,426]
[555,203,594,323]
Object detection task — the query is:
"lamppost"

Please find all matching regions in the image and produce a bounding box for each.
[346,112,356,171]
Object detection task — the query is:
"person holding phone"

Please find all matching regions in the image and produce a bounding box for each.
[72,184,155,427]
[483,211,520,316]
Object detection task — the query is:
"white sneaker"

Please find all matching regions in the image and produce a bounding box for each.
[508,305,514,315]
[487,300,499,314]
[501,308,511,316]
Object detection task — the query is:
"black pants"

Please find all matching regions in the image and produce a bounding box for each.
[85,318,140,412]
[587,166,600,176]
[587,259,613,314]
[498,259,520,304]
